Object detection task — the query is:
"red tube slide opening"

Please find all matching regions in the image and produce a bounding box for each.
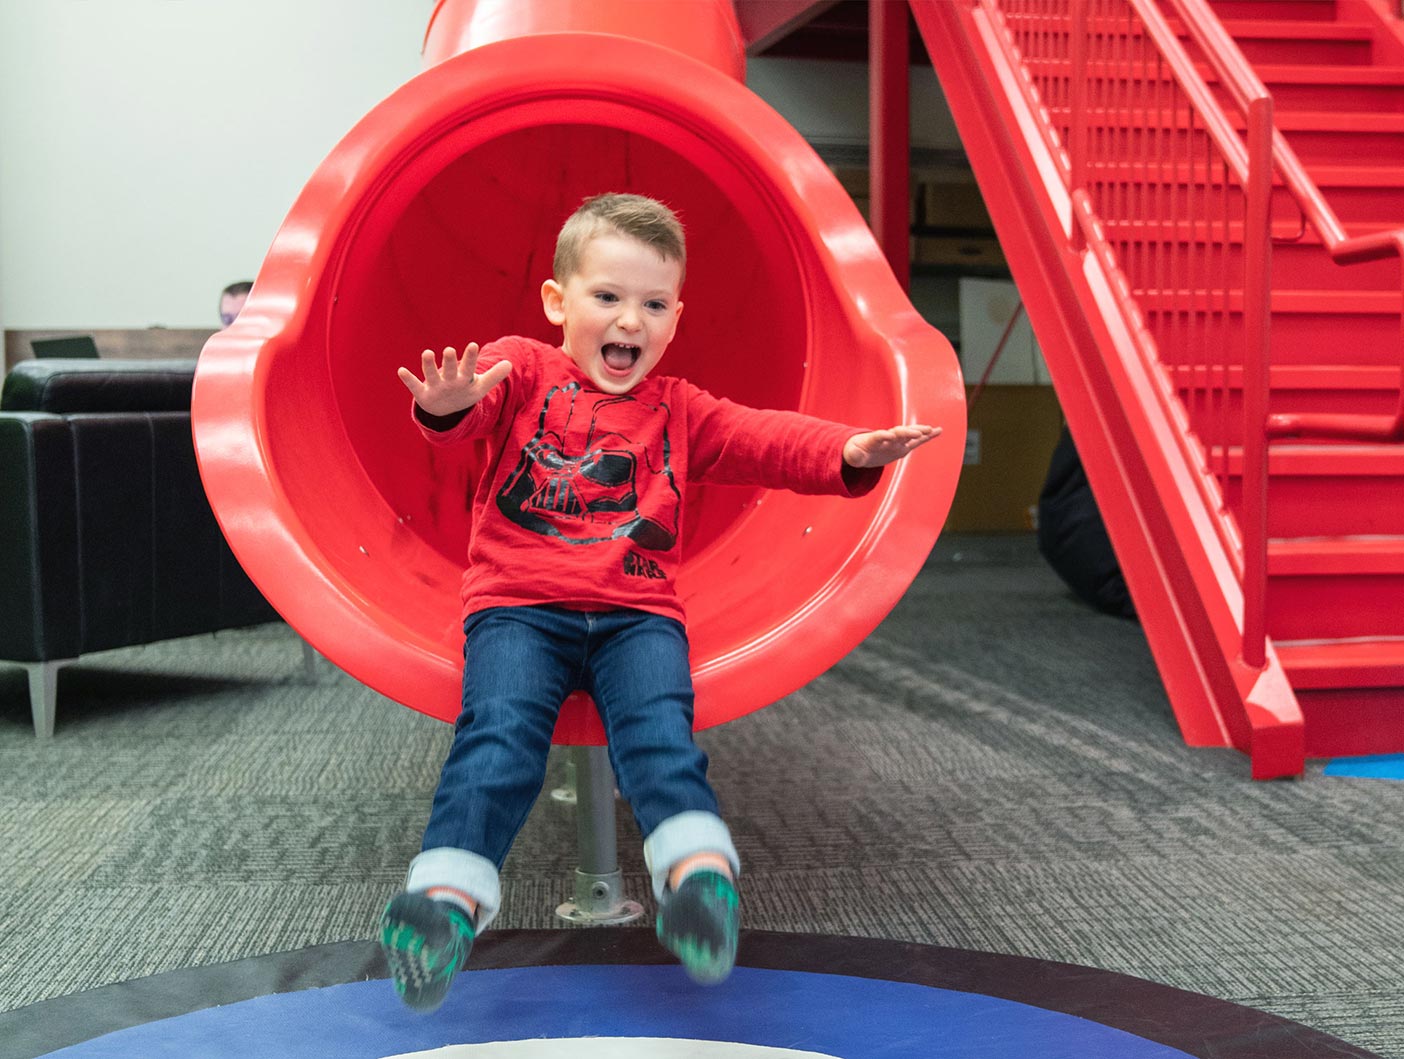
[193,28,965,742]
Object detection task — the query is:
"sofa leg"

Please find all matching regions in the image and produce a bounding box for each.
[26,660,71,739]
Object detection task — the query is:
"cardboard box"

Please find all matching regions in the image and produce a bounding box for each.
[830,167,916,225]
[913,235,1006,271]
[922,180,994,231]
[945,385,1064,532]
[832,167,869,198]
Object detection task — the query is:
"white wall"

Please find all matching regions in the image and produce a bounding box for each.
[0,1,433,329]
[0,7,956,331]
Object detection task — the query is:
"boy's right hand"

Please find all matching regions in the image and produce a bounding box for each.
[397,343,512,418]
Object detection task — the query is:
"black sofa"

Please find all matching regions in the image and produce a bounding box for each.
[1,358,280,737]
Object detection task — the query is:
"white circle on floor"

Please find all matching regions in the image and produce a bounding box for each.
[383,1041,837,1058]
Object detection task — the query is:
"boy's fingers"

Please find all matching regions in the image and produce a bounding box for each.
[396,366,424,397]
[475,360,512,391]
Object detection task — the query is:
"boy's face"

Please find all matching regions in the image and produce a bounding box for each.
[541,232,683,394]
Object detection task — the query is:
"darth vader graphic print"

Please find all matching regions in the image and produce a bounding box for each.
[497,382,681,550]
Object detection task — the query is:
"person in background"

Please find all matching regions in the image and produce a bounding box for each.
[219,281,253,328]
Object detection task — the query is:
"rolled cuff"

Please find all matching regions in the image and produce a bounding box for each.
[406,846,502,932]
[642,810,740,902]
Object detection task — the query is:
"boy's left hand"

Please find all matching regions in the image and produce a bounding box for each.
[843,424,941,468]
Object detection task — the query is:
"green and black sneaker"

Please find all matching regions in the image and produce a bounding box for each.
[379,891,475,1012]
[656,870,739,985]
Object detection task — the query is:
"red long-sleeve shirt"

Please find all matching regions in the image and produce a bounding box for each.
[415,336,878,623]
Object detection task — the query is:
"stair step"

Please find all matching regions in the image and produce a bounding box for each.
[1053,108,1404,164]
[1087,159,1404,187]
[1264,535,1404,642]
[1171,365,1400,446]
[1138,288,1397,313]
[1251,63,1404,87]
[1261,65,1404,110]
[1277,636,1404,690]
[1182,17,1374,42]
[1031,59,1404,111]
[1269,535,1404,576]
[1049,105,1404,131]
[1193,0,1340,21]
[1138,290,1398,366]
[1282,162,1404,227]
[1180,18,1378,66]
[1237,443,1404,475]
[1298,162,1404,188]
[1223,444,1404,536]
[1057,106,1404,133]
[1106,219,1398,243]
[1172,364,1400,391]
[1017,13,1374,41]
[1102,221,1401,291]
[1275,635,1404,757]
[1083,160,1404,226]
[1053,62,1404,86]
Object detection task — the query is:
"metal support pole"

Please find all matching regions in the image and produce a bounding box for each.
[549,751,578,804]
[301,639,322,681]
[555,745,643,925]
[870,0,911,290]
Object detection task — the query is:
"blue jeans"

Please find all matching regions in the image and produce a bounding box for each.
[409,605,738,929]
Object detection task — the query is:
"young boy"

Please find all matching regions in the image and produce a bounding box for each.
[380,193,938,1011]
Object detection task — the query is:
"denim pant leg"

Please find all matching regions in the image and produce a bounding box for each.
[584,609,739,901]
[412,606,580,930]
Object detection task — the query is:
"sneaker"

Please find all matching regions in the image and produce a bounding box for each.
[379,891,475,1012]
[656,870,739,984]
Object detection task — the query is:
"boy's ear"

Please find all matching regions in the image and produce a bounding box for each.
[541,278,565,326]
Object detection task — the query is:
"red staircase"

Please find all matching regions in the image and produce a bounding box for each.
[901,0,1404,776]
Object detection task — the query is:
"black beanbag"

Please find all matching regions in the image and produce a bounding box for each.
[1036,427,1136,619]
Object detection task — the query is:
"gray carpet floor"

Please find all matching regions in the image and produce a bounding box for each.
[2,533,1402,1056]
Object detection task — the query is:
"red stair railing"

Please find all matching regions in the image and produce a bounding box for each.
[982,0,1275,667]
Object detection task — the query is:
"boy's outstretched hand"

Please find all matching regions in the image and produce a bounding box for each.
[843,424,942,468]
[397,343,512,418]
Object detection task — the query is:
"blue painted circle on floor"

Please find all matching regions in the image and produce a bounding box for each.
[39,964,1196,1058]
[1324,754,1404,780]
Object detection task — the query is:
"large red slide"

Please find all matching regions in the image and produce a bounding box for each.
[191,0,965,742]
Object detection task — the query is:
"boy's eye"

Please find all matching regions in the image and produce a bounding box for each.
[645,300,668,313]
[595,292,618,304]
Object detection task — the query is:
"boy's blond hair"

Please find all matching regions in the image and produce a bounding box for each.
[554,193,686,284]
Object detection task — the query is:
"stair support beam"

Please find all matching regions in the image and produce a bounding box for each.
[870,0,911,290]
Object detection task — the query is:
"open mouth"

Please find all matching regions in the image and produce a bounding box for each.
[601,342,641,375]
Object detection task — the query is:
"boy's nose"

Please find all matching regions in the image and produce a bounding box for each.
[618,308,642,331]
